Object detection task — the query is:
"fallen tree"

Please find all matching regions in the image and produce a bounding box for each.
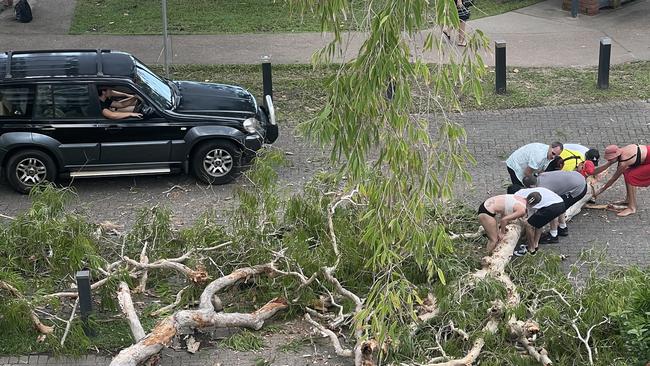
[110,262,289,366]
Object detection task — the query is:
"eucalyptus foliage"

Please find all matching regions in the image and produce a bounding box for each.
[289,0,488,350]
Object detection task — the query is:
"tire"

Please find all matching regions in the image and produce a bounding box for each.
[6,149,57,194]
[191,140,241,185]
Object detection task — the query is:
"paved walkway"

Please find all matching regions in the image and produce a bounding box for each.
[0,0,649,66]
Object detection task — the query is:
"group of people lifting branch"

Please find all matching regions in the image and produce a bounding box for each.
[478,141,650,256]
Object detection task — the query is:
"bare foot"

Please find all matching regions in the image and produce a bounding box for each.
[613,200,629,205]
[617,207,636,217]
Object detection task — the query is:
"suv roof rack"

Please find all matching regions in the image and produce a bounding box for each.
[1,49,116,79]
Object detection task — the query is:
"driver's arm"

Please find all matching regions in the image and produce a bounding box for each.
[102,108,142,120]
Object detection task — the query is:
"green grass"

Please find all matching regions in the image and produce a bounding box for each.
[278,336,312,352]
[69,0,368,35]
[467,61,650,110]
[222,330,266,352]
[158,61,650,128]
[69,0,541,35]
[470,0,545,20]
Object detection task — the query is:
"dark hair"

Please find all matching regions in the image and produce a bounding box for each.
[523,175,537,188]
[551,141,564,151]
[545,156,564,171]
[585,148,600,166]
[526,192,542,206]
[97,87,109,96]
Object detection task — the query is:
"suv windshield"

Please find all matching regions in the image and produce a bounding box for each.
[134,60,173,109]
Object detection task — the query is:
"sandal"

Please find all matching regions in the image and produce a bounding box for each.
[457,41,467,47]
[442,30,451,40]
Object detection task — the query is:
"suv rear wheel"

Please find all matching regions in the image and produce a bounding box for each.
[6,149,57,194]
[191,140,241,185]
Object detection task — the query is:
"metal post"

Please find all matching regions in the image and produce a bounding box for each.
[597,37,611,89]
[386,80,395,101]
[76,270,94,336]
[161,0,171,78]
[571,0,579,17]
[261,56,273,108]
[495,40,507,95]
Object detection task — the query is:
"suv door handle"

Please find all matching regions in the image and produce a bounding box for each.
[105,125,122,131]
[39,126,56,131]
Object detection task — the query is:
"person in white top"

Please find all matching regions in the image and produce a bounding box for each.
[505,142,563,187]
[477,194,539,253]
[513,187,565,256]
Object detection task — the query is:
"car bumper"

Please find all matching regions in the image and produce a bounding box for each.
[244,134,263,154]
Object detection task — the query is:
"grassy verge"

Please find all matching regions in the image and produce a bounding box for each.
[69,0,541,35]
[159,61,650,127]
[470,0,545,20]
[69,0,368,35]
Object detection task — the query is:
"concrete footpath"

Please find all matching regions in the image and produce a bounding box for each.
[0,0,648,66]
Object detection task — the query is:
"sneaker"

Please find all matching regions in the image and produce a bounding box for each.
[514,245,528,257]
[539,234,559,244]
[558,227,569,237]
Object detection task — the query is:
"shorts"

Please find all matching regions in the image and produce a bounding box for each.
[527,202,565,229]
[561,185,588,209]
[457,6,471,21]
[478,201,496,217]
[624,146,650,187]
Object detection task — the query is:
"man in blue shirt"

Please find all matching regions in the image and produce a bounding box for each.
[506,142,564,187]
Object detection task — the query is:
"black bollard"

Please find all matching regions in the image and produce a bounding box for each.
[261,56,273,108]
[76,269,94,336]
[495,40,507,95]
[597,38,611,89]
[571,0,579,17]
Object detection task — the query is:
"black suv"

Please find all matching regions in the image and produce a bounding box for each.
[0,50,278,193]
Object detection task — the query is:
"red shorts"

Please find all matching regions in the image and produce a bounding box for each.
[624,145,650,187]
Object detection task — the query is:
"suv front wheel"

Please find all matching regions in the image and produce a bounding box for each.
[6,149,57,194]
[191,140,241,185]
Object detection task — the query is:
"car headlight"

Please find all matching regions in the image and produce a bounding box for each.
[243,118,261,133]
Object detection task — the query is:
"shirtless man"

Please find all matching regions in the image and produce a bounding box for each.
[593,144,650,216]
[477,193,539,253]
[98,87,142,120]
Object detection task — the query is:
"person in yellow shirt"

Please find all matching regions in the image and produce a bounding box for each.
[560,147,585,172]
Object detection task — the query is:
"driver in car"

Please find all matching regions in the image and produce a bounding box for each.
[98,87,143,120]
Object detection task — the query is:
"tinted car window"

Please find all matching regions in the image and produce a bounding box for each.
[0,86,33,118]
[134,60,172,109]
[34,84,94,119]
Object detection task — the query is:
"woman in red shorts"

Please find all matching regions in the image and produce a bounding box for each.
[593,144,649,216]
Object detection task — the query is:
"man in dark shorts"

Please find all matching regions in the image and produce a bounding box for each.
[513,187,565,256]
[523,171,587,243]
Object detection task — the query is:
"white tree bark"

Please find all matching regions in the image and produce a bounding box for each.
[117,282,146,342]
[109,263,288,366]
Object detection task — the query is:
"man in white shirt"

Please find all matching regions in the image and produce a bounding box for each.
[523,171,588,243]
[513,187,565,256]
[505,142,563,187]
